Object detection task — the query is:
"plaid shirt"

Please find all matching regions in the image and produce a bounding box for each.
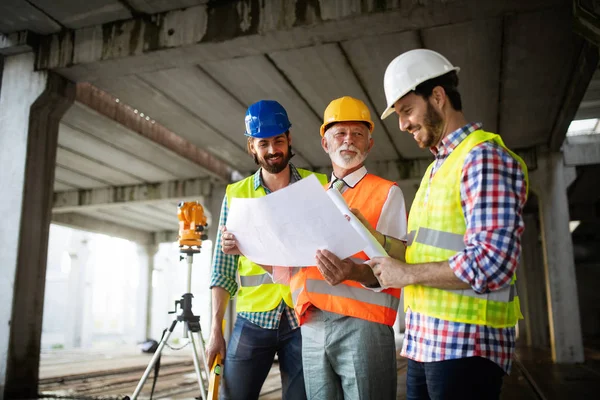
[209,164,303,330]
[402,123,527,374]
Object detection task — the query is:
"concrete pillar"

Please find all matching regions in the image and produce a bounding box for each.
[0,53,75,398]
[516,212,550,349]
[531,152,584,363]
[66,233,91,348]
[138,244,159,341]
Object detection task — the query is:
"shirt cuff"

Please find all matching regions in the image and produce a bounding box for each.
[448,251,488,294]
[210,274,238,297]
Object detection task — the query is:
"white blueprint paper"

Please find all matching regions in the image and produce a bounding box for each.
[226,174,367,266]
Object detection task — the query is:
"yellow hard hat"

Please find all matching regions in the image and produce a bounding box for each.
[320,96,374,136]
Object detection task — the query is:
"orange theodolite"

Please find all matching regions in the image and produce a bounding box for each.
[177,201,208,253]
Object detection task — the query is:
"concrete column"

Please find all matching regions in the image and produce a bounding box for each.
[139,244,159,341]
[516,213,550,349]
[0,52,75,398]
[66,233,91,348]
[531,152,584,363]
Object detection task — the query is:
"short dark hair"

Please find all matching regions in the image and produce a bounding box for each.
[413,71,462,111]
[247,131,294,164]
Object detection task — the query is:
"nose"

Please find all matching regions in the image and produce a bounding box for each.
[343,132,354,145]
[399,116,410,132]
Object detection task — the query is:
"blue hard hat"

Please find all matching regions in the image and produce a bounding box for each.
[244,100,292,138]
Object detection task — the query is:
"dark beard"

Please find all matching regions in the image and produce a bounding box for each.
[421,102,444,148]
[254,145,293,174]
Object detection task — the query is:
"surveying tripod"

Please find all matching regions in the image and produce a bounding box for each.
[126,201,221,400]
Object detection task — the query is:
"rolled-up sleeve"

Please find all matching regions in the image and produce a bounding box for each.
[209,195,239,297]
[449,142,527,294]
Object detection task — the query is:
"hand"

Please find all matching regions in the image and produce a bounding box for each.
[367,257,412,288]
[315,249,361,286]
[205,330,226,369]
[221,226,242,255]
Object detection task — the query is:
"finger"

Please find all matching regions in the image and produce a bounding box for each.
[315,253,338,282]
[319,249,342,264]
[206,349,216,368]
[220,225,227,233]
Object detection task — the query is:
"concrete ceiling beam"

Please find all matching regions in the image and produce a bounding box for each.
[73,82,239,182]
[36,0,564,81]
[563,135,600,166]
[549,41,599,151]
[52,212,154,244]
[53,177,212,213]
[0,31,35,56]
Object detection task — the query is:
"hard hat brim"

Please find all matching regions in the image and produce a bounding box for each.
[380,66,460,120]
[320,120,374,137]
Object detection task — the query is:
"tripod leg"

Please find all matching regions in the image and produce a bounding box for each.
[130,319,178,400]
[188,324,208,400]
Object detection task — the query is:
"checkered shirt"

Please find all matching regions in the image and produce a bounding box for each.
[402,123,527,374]
[209,164,303,330]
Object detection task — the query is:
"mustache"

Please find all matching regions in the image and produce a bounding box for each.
[336,144,360,153]
[265,152,284,160]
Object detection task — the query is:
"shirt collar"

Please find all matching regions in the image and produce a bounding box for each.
[329,165,368,189]
[253,163,302,191]
[430,122,483,158]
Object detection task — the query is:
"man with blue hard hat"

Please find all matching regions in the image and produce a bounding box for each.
[206,100,327,400]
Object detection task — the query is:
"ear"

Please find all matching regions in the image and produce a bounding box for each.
[367,137,374,152]
[431,86,446,110]
[286,132,292,146]
[321,135,329,153]
[249,139,257,155]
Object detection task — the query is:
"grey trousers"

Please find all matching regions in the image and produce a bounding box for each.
[300,307,397,400]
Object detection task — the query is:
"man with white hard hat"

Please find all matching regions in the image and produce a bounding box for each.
[364,49,529,399]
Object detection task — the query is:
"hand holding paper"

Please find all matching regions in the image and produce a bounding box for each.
[225,175,367,266]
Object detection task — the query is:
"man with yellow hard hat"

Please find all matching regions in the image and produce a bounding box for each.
[289,96,408,399]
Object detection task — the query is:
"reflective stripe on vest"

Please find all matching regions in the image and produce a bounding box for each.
[448,284,515,303]
[407,227,515,303]
[240,274,273,287]
[408,228,465,253]
[292,279,400,311]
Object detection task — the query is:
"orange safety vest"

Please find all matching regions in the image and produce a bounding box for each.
[290,174,402,326]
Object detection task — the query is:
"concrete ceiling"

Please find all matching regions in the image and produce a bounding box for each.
[1,0,598,243]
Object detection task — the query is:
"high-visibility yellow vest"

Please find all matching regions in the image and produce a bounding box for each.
[405,130,528,328]
[226,169,328,313]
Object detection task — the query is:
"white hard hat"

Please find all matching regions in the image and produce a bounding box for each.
[380,49,460,120]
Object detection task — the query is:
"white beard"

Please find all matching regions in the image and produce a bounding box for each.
[328,143,367,169]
